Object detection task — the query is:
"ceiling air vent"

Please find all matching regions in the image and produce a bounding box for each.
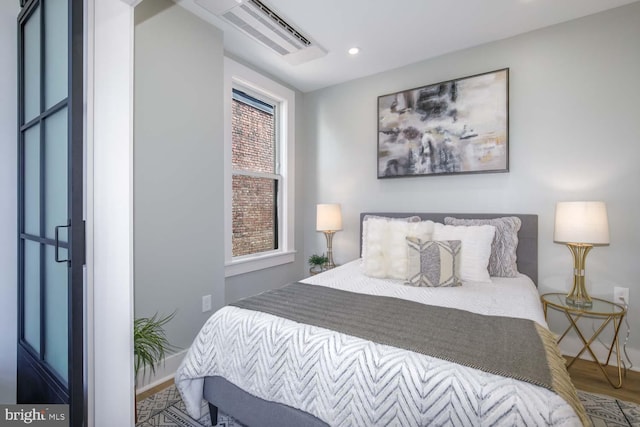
[195,0,327,65]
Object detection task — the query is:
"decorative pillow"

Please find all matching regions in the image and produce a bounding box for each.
[405,238,462,287]
[444,216,521,277]
[362,216,434,279]
[432,223,496,283]
[362,216,420,277]
[362,215,421,255]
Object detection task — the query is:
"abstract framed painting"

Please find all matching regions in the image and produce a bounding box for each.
[377,68,509,178]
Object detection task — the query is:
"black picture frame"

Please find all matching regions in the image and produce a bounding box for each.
[377,68,509,178]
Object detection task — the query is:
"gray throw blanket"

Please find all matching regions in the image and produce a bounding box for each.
[231,282,588,425]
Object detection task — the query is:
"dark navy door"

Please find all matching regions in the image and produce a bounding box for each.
[17,0,84,425]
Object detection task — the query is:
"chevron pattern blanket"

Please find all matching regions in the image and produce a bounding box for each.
[176,283,588,426]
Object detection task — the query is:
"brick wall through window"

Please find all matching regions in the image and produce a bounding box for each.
[231,96,277,257]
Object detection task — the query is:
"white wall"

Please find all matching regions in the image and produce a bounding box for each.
[0,0,18,404]
[134,0,226,355]
[89,0,135,424]
[303,3,640,361]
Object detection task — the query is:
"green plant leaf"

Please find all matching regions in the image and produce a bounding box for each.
[134,311,177,380]
[308,253,329,266]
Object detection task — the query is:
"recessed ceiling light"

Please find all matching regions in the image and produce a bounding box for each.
[348,47,360,55]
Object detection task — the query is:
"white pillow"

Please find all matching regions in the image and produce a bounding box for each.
[432,223,496,282]
[362,217,391,278]
[362,217,434,279]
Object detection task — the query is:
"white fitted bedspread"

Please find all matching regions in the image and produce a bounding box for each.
[176,260,581,426]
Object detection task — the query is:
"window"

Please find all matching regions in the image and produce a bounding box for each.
[224,58,295,276]
[231,90,278,257]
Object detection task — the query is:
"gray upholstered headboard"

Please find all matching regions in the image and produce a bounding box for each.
[359,213,538,285]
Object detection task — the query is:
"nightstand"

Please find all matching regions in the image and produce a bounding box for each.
[541,293,627,388]
[308,265,337,276]
[308,267,324,276]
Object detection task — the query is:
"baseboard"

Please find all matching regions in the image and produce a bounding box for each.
[135,349,187,393]
[558,335,640,372]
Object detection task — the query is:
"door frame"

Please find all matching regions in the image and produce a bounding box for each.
[86,0,135,425]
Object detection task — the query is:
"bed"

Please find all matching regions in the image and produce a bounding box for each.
[176,213,587,427]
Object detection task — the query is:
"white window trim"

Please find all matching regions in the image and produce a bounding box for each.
[224,58,295,277]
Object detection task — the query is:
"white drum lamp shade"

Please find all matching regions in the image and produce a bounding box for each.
[316,204,342,232]
[554,201,610,245]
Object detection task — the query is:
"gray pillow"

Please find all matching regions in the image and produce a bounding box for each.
[405,237,462,287]
[444,216,521,277]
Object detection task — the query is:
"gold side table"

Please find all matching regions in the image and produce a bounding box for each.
[541,293,626,388]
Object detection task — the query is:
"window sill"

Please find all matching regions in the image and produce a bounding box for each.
[225,250,296,277]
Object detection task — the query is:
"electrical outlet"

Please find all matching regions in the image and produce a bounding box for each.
[202,294,212,312]
[613,287,629,305]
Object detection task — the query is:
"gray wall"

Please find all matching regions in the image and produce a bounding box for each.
[303,3,640,355]
[0,0,18,404]
[134,0,308,364]
[134,0,225,350]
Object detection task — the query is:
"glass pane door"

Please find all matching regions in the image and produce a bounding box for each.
[17,0,84,423]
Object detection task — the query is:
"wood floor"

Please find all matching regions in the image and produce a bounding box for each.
[565,356,640,404]
[137,357,640,405]
[137,378,175,401]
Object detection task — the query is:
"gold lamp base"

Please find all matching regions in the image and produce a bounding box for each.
[565,243,593,308]
[323,231,336,269]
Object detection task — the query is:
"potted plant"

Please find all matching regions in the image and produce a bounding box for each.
[308,253,329,275]
[134,311,176,381]
[134,312,176,421]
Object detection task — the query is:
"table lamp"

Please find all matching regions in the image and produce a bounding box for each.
[554,201,610,307]
[316,204,342,269]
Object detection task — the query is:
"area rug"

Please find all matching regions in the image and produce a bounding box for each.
[136,384,640,427]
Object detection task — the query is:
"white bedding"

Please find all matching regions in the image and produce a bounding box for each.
[176,261,581,426]
[301,260,548,327]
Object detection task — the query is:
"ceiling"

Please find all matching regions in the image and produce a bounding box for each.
[176,0,638,93]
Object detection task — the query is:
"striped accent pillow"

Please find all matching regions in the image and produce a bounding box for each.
[405,237,462,287]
